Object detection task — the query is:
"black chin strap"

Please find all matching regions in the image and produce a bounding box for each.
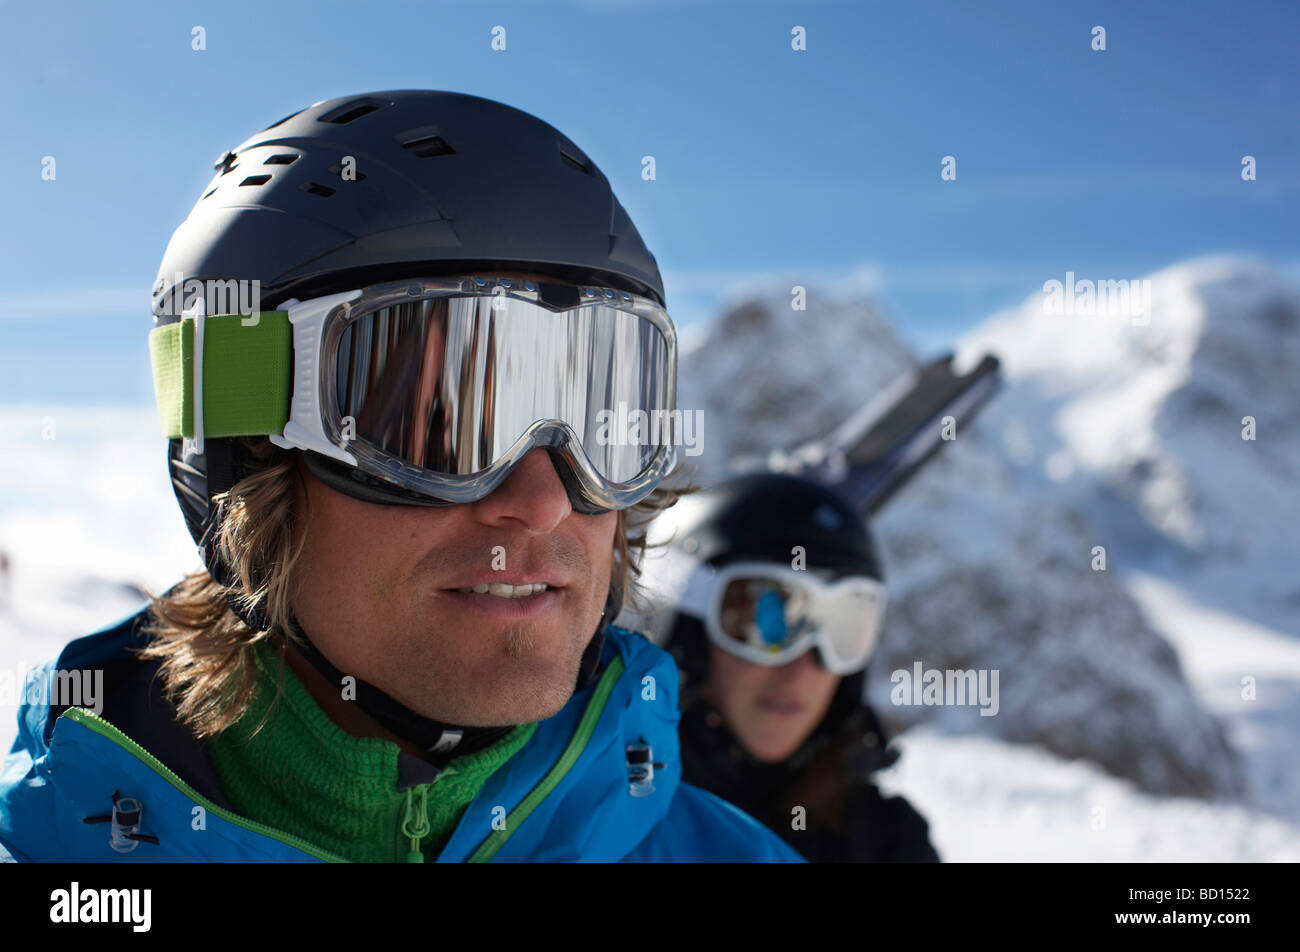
[282,613,510,764]
[274,596,612,767]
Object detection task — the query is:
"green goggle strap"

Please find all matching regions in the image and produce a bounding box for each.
[148,311,293,440]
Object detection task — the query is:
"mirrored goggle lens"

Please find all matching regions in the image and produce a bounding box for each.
[716,574,885,667]
[332,294,673,483]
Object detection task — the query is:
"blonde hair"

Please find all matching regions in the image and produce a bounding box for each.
[139,438,685,737]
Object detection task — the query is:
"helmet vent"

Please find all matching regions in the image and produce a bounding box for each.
[559,146,591,175]
[239,174,271,187]
[201,185,218,200]
[298,181,337,198]
[263,153,299,165]
[401,134,455,158]
[319,98,392,124]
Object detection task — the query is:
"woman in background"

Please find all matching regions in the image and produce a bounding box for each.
[634,471,939,862]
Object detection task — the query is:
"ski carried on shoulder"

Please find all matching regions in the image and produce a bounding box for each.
[771,352,1002,516]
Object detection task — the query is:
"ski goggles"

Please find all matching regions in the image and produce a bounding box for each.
[675,561,887,674]
[149,276,682,512]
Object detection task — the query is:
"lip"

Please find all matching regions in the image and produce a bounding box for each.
[439,587,565,619]
[441,572,569,591]
[756,697,805,716]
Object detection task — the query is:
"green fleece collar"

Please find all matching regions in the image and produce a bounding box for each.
[205,640,537,863]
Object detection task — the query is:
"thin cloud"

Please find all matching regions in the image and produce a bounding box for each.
[0,287,145,323]
[662,260,1043,300]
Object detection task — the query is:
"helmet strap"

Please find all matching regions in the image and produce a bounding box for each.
[209,591,612,765]
[280,613,513,765]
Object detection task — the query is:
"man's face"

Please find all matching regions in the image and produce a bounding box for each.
[288,272,618,727]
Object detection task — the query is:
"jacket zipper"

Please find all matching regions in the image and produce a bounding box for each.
[62,707,348,863]
[401,786,432,863]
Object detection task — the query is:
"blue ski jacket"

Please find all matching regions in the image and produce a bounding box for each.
[0,606,802,863]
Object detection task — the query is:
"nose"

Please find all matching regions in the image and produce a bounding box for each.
[470,449,572,533]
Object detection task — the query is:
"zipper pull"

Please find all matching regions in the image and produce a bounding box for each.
[401,787,431,863]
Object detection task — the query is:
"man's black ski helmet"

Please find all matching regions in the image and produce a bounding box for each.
[152,89,665,626]
[640,471,885,697]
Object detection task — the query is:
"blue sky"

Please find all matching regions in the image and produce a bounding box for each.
[1,0,1297,404]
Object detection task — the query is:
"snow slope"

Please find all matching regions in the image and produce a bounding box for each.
[876,568,1300,860]
[876,726,1300,862]
[0,404,195,754]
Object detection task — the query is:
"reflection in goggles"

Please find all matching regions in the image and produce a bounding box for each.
[721,579,818,649]
[715,572,884,669]
[334,296,672,482]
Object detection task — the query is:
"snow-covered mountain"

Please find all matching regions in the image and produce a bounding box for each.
[957,256,1300,631]
[670,257,1300,799]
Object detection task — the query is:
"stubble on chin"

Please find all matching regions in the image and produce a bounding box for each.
[505,623,536,660]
